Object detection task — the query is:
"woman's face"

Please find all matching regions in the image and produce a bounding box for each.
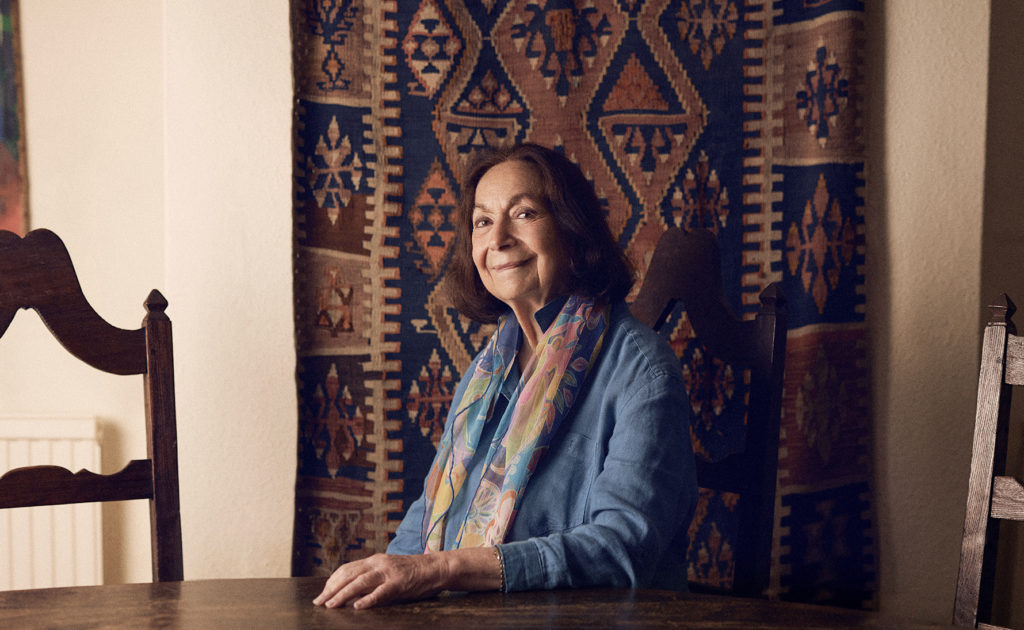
[471,160,568,318]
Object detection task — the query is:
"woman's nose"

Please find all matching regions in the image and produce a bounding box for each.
[488,218,514,249]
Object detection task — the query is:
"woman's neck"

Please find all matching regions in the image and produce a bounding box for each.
[510,305,543,351]
[510,306,544,373]
[516,337,534,373]
[510,294,575,369]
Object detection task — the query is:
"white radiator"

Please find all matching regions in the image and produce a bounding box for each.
[0,417,103,590]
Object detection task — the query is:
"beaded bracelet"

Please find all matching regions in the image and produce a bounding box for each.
[493,546,506,592]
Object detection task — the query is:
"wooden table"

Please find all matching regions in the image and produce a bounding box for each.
[0,577,955,629]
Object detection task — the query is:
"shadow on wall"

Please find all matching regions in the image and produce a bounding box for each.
[99,418,130,586]
[981,0,1024,628]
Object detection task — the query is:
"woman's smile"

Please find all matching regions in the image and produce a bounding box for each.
[491,258,529,272]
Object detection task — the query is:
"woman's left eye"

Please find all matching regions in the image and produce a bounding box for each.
[514,208,535,219]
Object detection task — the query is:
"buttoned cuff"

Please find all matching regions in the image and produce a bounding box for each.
[495,539,546,592]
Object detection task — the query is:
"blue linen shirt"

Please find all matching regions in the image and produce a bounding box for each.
[388,299,698,592]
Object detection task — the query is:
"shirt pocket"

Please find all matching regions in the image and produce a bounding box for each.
[516,430,596,537]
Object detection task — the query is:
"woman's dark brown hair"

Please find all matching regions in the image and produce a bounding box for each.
[446,143,634,323]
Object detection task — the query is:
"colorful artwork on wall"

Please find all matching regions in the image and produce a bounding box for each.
[0,0,26,235]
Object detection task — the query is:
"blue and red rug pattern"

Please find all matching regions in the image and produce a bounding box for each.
[290,0,872,607]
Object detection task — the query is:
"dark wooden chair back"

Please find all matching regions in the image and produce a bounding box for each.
[954,294,1024,629]
[0,229,183,582]
[631,227,786,599]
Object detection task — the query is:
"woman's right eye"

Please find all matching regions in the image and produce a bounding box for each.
[472,217,491,229]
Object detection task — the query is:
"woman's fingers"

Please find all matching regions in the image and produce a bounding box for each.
[351,578,397,610]
[313,562,372,607]
[324,569,381,608]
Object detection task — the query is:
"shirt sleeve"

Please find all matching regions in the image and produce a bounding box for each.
[497,368,698,591]
[386,493,426,555]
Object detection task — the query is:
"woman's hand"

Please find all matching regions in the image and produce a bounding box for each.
[313,547,503,609]
[313,552,449,610]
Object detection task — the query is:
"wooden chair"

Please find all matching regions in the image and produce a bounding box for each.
[631,226,786,599]
[953,294,1024,629]
[0,229,183,582]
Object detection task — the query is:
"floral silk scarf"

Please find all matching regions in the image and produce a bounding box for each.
[420,295,609,551]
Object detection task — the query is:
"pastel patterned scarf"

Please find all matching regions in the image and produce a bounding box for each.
[420,295,609,551]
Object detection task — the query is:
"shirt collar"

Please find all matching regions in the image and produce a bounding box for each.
[533,295,569,333]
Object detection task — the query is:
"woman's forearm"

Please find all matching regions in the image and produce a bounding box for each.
[437,546,504,592]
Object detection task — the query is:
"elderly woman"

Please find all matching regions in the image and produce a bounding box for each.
[314,143,697,609]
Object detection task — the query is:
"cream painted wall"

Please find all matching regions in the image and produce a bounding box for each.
[865,0,993,625]
[7,1,295,583]
[3,0,1013,625]
[163,1,295,580]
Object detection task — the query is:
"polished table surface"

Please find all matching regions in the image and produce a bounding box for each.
[0,577,955,629]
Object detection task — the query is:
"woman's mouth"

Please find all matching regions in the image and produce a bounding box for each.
[492,259,527,272]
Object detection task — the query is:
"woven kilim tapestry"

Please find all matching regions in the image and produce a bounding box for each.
[290,0,872,607]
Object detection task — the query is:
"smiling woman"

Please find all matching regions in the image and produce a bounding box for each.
[314,143,698,610]
[469,160,568,353]
[447,144,634,326]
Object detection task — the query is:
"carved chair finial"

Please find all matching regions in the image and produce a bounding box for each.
[987,293,1016,329]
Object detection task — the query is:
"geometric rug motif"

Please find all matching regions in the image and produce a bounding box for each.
[290,0,874,607]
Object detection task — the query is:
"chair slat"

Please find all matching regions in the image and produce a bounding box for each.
[1004,333,1024,385]
[990,476,1024,521]
[0,229,147,374]
[0,460,154,508]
